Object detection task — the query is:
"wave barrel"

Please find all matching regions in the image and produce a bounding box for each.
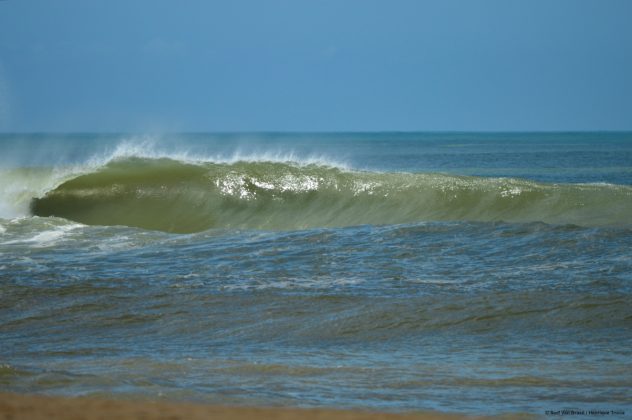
[30,157,632,233]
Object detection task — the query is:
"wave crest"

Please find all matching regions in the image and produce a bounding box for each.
[29,157,632,233]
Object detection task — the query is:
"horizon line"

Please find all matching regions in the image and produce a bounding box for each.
[1,129,632,136]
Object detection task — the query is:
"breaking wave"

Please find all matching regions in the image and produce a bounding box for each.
[23,156,632,233]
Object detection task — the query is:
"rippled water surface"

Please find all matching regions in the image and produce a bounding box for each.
[1,132,631,416]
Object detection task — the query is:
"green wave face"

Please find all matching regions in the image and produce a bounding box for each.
[30,157,632,233]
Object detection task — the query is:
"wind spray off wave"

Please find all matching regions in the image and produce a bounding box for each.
[29,156,632,232]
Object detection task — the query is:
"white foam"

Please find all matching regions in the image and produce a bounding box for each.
[29,230,67,244]
[95,235,134,252]
[1,223,83,247]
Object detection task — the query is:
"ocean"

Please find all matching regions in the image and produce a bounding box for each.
[1,132,631,416]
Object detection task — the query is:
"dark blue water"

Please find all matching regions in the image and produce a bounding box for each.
[1,132,631,416]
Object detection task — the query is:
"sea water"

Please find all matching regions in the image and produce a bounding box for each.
[1,132,631,415]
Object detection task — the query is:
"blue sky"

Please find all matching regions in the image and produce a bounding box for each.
[0,0,631,132]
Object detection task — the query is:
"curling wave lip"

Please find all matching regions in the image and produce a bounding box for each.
[30,156,632,233]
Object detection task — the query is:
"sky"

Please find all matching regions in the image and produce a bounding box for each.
[0,0,631,132]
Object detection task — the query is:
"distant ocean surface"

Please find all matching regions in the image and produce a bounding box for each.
[1,132,631,416]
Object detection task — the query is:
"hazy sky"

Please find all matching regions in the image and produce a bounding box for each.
[0,0,631,132]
